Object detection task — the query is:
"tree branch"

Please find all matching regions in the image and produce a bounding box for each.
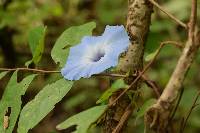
[145,0,199,132]
[168,87,184,123]
[103,0,153,132]
[148,0,187,29]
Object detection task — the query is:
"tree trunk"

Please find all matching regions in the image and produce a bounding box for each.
[103,0,153,132]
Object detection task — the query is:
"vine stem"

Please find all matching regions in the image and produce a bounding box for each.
[180,91,200,133]
[0,68,60,73]
[0,67,126,78]
[111,103,133,133]
[93,73,126,78]
[109,41,182,107]
[142,74,161,98]
[149,0,187,29]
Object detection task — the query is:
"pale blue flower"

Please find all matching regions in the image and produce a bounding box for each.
[61,25,130,80]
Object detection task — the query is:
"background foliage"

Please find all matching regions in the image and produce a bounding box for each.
[0,0,200,133]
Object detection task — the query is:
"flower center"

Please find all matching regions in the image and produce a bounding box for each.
[92,50,105,62]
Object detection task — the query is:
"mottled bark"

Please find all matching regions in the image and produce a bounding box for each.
[103,0,153,132]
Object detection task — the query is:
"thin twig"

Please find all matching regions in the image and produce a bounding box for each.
[168,87,184,123]
[109,41,182,107]
[112,103,133,133]
[179,117,185,133]
[93,73,126,78]
[149,0,187,29]
[142,74,161,98]
[0,67,127,78]
[181,91,200,133]
[0,68,60,73]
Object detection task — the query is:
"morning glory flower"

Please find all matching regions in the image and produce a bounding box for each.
[61,25,130,80]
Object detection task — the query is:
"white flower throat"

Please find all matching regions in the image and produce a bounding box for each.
[84,44,106,63]
[92,50,105,62]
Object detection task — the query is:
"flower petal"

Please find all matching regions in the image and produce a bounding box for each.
[102,25,130,45]
[88,56,117,76]
[107,39,130,58]
[61,25,130,80]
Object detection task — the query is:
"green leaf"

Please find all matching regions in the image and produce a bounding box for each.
[145,49,158,62]
[96,79,128,104]
[51,22,96,67]
[0,71,8,80]
[18,79,73,133]
[135,99,156,121]
[25,25,46,66]
[56,105,107,133]
[0,71,36,133]
[64,91,88,109]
